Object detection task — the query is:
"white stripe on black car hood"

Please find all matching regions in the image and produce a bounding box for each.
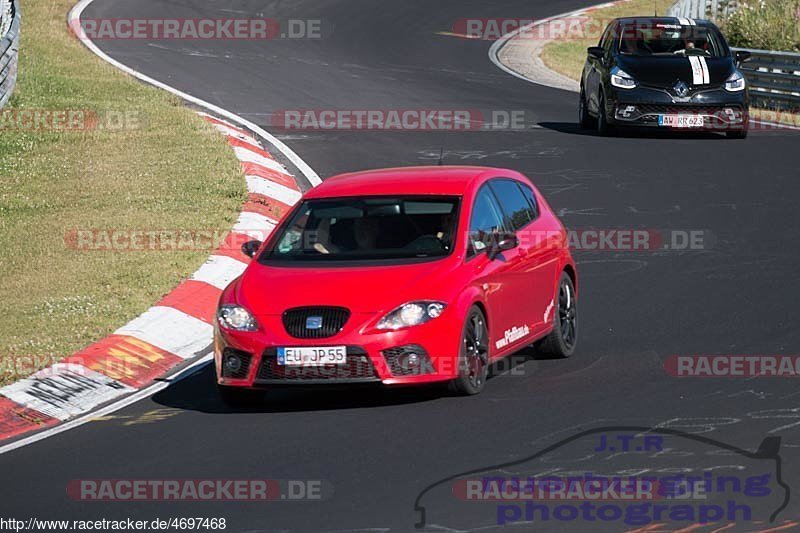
[688,56,703,85]
[698,56,710,84]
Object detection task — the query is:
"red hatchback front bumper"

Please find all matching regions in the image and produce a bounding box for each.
[214,311,464,388]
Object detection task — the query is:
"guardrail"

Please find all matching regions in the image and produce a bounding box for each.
[733,48,800,109]
[0,0,19,108]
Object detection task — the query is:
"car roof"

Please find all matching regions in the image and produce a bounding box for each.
[614,16,714,28]
[303,166,520,199]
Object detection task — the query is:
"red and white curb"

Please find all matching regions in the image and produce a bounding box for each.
[0,112,301,444]
[0,0,321,452]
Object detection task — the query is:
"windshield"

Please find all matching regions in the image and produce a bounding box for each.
[619,24,728,57]
[261,196,460,262]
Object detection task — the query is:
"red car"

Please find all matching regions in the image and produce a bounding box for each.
[214,166,578,403]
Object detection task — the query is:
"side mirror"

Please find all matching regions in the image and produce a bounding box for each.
[734,50,751,64]
[488,233,519,260]
[587,46,605,60]
[241,239,262,258]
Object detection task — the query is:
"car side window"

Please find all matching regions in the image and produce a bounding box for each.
[601,23,618,55]
[488,179,534,232]
[598,25,612,49]
[469,185,506,256]
[516,182,539,221]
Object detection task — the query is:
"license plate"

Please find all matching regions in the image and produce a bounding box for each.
[658,114,704,128]
[277,346,347,366]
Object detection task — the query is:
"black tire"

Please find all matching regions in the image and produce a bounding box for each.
[596,92,613,136]
[217,384,264,407]
[535,272,578,358]
[449,306,490,396]
[726,130,747,139]
[578,86,593,129]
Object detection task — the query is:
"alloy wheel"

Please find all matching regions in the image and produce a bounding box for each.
[463,312,489,390]
[558,279,577,350]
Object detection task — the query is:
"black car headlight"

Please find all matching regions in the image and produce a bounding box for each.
[217,304,259,331]
[376,301,446,331]
[610,67,637,89]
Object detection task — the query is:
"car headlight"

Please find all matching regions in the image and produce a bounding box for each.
[724,70,746,92]
[376,301,446,330]
[610,67,637,89]
[217,304,258,331]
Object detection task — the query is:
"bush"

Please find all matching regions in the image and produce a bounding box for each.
[722,0,800,52]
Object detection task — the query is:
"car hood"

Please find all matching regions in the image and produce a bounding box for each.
[617,55,733,87]
[234,259,459,315]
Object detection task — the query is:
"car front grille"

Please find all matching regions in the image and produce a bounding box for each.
[282,306,350,339]
[256,347,379,383]
[617,104,744,123]
[637,104,736,115]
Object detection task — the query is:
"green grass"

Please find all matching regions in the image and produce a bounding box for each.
[541,40,592,84]
[0,0,246,384]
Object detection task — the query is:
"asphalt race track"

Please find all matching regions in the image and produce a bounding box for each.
[2,0,800,531]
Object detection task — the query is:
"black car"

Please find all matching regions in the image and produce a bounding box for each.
[579,17,751,138]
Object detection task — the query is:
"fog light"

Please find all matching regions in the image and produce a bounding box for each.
[618,105,636,118]
[220,348,252,379]
[224,354,242,373]
[723,107,741,123]
[404,353,420,369]
[383,345,433,376]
